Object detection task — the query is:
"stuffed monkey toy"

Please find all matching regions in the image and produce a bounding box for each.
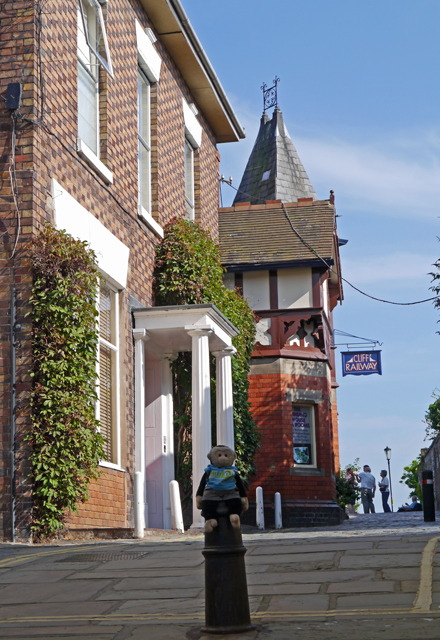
[196,445,249,533]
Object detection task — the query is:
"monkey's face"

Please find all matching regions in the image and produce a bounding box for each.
[208,446,236,468]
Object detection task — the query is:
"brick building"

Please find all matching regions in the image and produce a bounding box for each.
[0,0,244,541]
[219,104,345,527]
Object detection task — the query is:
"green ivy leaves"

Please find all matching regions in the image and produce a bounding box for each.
[26,227,105,539]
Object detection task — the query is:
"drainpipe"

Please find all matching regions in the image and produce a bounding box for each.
[10,271,16,543]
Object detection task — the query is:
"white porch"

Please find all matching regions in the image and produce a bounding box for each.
[133,304,238,530]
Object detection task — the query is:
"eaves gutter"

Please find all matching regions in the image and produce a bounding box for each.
[170,0,245,141]
[141,0,245,143]
[222,258,335,273]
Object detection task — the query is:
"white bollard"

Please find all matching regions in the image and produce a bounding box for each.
[169,480,185,533]
[134,471,145,538]
[256,486,265,529]
[274,492,282,529]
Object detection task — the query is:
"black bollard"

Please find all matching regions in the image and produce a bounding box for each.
[422,470,436,522]
[201,503,254,635]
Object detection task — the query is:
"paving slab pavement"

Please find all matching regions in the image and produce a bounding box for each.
[1,512,440,638]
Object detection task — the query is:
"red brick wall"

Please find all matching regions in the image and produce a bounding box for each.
[66,468,126,529]
[247,370,337,503]
[0,0,221,539]
[331,390,340,473]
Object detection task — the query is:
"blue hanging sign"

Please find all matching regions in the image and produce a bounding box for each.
[341,351,382,377]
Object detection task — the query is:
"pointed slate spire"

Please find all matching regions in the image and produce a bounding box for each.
[233,107,317,205]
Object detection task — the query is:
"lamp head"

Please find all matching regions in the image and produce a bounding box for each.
[384,446,391,461]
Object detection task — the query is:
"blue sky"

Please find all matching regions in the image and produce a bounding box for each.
[183,0,440,509]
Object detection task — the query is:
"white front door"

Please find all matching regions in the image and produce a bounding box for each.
[145,356,164,529]
[144,354,175,530]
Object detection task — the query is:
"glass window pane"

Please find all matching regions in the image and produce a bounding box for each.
[99,342,113,461]
[138,73,150,144]
[99,284,113,344]
[185,141,193,203]
[139,140,150,212]
[138,71,151,213]
[185,199,194,219]
[77,4,90,64]
[98,284,117,464]
[78,63,98,153]
[79,0,113,77]
[292,405,313,465]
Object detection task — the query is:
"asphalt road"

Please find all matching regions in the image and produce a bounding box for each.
[1,512,440,639]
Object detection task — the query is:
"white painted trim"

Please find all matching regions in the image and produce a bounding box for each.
[52,179,129,289]
[99,460,125,472]
[133,328,149,530]
[213,347,235,449]
[138,205,164,238]
[136,19,161,83]
[134,471,145,538]
[161,357,175,530]
[77,138,114,184]
[145,27,156,44]
[182,99,202,148]
[114,289,121,468]
[188,328,212,529]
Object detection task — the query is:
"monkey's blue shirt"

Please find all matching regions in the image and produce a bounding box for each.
[204,465,237,491]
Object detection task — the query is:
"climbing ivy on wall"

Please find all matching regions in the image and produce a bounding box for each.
[26,227,105,538]
[154,218,260,502]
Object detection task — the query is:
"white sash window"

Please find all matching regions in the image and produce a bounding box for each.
[97,282,121,468]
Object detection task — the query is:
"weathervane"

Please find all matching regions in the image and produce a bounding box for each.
[261,76,280,112]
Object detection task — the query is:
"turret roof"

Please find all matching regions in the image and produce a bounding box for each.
[233,108,317,204]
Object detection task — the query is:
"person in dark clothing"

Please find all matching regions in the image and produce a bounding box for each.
[378,469,391,512]
[398,496,422,512]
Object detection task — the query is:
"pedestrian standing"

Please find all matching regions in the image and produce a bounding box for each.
[355,465,376,514]
[378,469,391,513]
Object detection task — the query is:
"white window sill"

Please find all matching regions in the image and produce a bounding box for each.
[77,138,114,184]
[138,205,164,238]
[99,460,125,472]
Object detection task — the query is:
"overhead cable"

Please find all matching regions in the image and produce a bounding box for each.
[218,179,437,307]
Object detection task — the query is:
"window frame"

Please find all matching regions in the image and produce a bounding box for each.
[77,0,114,183]
[292,403,317,468]
[77,1,100,157]
[96,280,121,470]
[185,137,195,220]
[78,0,114,78]
[137,68,151,216]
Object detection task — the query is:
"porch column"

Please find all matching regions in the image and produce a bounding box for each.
[133,328,149,531]
[213,346,236,449]
[187,327,213,529]
[161,353,176,530]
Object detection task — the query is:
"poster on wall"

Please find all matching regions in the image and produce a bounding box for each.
[292,406,312,465]
[341,351,382,377]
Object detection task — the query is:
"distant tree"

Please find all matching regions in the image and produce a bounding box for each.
[430,257,440,321]
[400,455,422,502]
[342,458,361,474]
[336,459,361,509]
[424,390,440,440]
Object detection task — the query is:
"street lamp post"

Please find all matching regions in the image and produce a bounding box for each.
[384,446,393,512]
